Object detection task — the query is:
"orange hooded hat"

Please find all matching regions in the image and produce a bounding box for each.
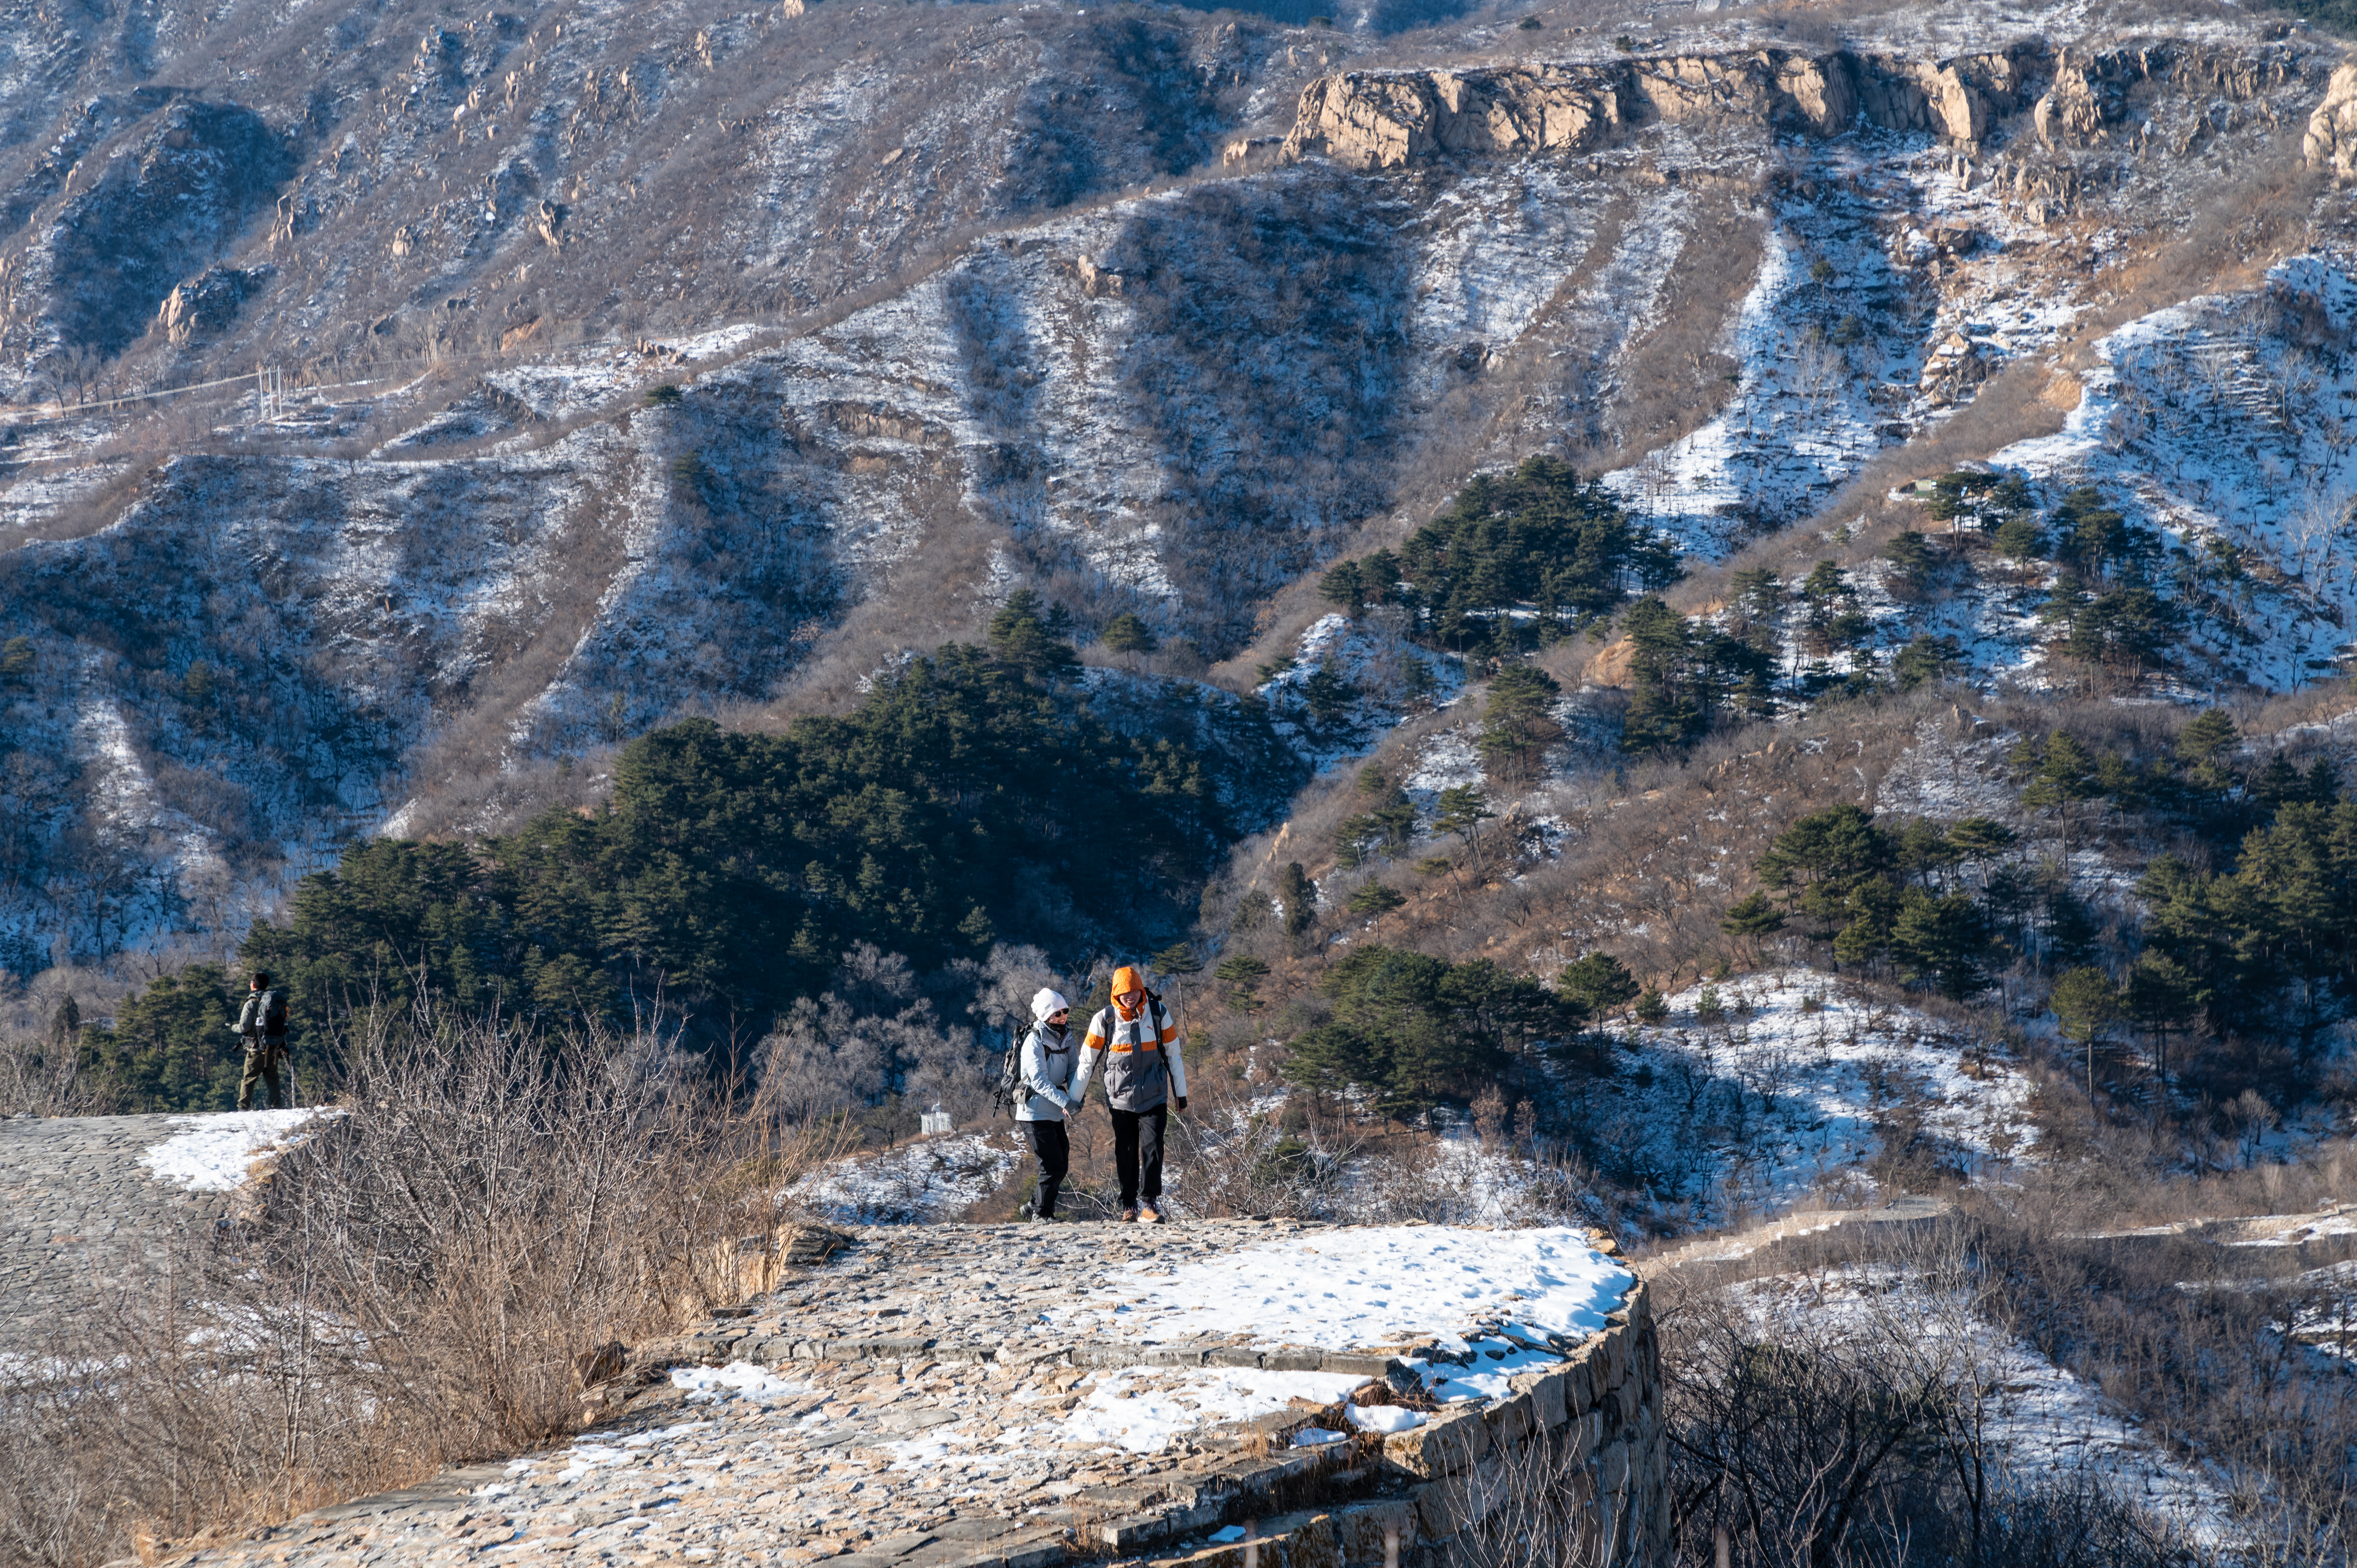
[1110,966,1147,1017]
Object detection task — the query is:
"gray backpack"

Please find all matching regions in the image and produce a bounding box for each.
[992,1025,1025,1119]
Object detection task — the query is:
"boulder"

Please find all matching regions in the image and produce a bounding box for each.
[2035,62,2113,146]
[156,266,270,346]
[1772,53,1858,134]
[2307,62,2357,178]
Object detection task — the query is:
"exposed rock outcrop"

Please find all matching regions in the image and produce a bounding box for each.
[1284,41,2310,171]
[2040,44,2301,148]
[2308,62,2357,177]
[155,265,270,346]
[35,99,297,358]
[1281,46,2045,170]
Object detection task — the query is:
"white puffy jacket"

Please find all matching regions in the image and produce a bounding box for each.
[1017,1022,1076,1121]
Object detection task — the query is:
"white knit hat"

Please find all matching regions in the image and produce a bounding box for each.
[1031,987,1071,1022]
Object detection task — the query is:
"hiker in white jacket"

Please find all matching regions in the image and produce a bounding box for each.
[1016,987,1077,1222]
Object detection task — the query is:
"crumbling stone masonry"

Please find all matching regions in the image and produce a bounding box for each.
[158,1221,1667,1568]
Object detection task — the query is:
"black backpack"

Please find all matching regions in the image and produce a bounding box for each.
[259,988,288,1037]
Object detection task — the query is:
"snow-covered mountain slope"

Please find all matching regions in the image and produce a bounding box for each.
[2,0,2355,971]
[1566,972,2039,1229]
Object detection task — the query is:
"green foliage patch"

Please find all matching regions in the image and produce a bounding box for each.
[1318,456,1679,655]
[95,642,1226,1098]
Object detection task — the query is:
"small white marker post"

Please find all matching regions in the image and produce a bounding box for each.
[1242,1518,1258,1568]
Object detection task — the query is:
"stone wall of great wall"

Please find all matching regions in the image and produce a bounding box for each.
[156,1220,1668,1568]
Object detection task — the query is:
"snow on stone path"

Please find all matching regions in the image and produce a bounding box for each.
[1046,1365,1375,1456]
[1051,1223,1633,1353]
[138,1109,339,1193]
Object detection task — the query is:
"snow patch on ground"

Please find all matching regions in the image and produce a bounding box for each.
[1985,255,2357,694]
[138,1109,339,1192]
[1049,1224,1632,1352]
[670,1362,812,1404]
[793,1132,1019,1225]
[1567,973,2037,1226]
[1873,716,2022,821]
[1734,1267,2240,1552]
[1256,613,1465,773]
[1051,1366,1374,1455]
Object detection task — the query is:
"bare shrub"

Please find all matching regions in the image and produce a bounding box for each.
[0,1001,833,1567]
[1661,1225,2195,1567]
[0,1031,101,1116]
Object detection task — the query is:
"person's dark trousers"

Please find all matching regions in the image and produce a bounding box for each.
[239,1043,287,1110]
[1109,1104,1168,1210]
[1023,1119,1069,1218]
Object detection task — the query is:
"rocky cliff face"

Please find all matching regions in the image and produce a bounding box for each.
[1279,39,2313,170]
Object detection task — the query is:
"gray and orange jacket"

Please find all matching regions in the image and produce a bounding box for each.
[1071,994,1186,1112]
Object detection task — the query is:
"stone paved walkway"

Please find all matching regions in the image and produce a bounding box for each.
[162,1220,1657,1568]
[0,1112,234,1352]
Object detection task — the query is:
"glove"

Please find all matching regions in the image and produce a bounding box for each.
[1175,1096,1189,1112]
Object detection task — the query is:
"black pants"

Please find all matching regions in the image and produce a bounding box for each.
[1023,1119,1069,1218]
[1109,1104,1167,1209]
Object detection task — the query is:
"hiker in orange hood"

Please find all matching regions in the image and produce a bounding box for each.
[1069,964,1187,1223]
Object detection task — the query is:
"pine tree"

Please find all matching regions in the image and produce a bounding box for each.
[2123,952,2201,1109]
[2050,966,2121,1097]
[1756,804,1892,939]
[987,590,1081,679]
[2021,731,2101,858]
[1620,598,1701,754]
[1150,942,1203,977]
[1101,612,1159,662]
[1319,560,1368,613]
[1300,659,1354,727]
[1883,531,1935,597]
[1889,889,1991,999]
[2177,709,2240,800]
[2254,752,2306,809]
[1277,862,1318,938]
[1993,515,2045,565]
[1719,892,1785,942]
[1477,663,1564,782]
[1559,951,1640,1017]
[1892,633,1964,690]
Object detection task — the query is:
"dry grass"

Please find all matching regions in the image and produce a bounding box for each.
[0,1002,835,1568]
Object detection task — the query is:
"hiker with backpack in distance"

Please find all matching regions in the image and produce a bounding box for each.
[1016,988,1078,1222]
[1070,965,1187,1224]
[230,971,291,1111]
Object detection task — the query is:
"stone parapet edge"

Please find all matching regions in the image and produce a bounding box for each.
[682,1279,1666,1568]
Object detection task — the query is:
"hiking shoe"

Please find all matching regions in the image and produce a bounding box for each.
[1030,1210,1062,1224]
[1140,1206,1165,1225]
[1120,1208,1140,1223]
